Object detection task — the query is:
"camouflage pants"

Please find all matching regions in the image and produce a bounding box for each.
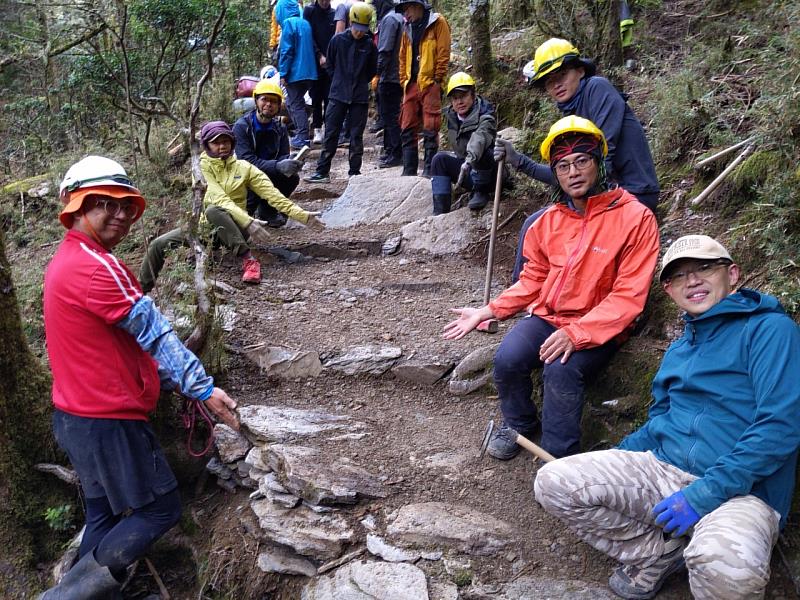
[534,450,780,599]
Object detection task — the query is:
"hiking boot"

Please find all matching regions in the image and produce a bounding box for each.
[268,246,306,264]
[39,549,121,600]
[312,128,324,145]
[338,134,350,148]
[241,257,261,283]
[304,172,331,183]
[379,155,403,168]
[401,147,418,176]
[266,213,288,228]
[468,190,490,211]
[487,423,523,460]
[290,135,310,150]
[608,537,687,600]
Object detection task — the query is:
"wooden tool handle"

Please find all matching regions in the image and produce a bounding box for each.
[515,433,556,463]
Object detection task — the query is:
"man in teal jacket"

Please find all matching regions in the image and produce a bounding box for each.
[534,234,800,600]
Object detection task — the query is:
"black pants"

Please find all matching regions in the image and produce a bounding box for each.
[315,99,369,176]
[379,81,402,161]
[310,69,331,129]
[246,171,300,221]
[430,150,496,196]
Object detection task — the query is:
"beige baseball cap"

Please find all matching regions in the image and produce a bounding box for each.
[659,235,732,281]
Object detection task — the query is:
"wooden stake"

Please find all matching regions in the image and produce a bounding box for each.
[691,144,755,206]
[694,136,755,170]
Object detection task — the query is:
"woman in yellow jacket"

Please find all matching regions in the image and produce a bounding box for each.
[139,121,322,289]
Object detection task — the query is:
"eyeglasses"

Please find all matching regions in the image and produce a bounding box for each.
[663,260,730,287]
[554,155,594,176]
[87,196,140,220]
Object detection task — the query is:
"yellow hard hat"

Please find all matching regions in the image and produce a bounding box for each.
[540,115,608,162]
[349,2,375,28]
[253,80,283,102]
[446,72,476,96]
[531,38,592,85]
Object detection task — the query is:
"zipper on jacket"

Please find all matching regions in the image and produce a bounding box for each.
[549,214,588,312]
[685,403,705,471]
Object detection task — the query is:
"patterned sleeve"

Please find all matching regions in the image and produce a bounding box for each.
[116,296,214,401]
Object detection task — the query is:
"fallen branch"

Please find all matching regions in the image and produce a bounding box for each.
[694,136,755,170]
[476,208,521,244]
[691,144,755,206]
[144,557,171,599]
[34,463,80,486]
[316,546,366,575]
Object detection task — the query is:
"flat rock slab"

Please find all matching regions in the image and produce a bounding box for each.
[266,444,389,506]
[475,576,619,599]
[390,359,454,385]
[401,210,492,255]
[302,560,429,600]
[323,345,402,376]
[448,343,500,396]
[251,499,355,561]
[366,534,441,563]
[321,174,431,229]
[245,346,323,379]
[213,424,252,463]
[386,502,513,556]
[239,405,363,442]
[257,545,317,577]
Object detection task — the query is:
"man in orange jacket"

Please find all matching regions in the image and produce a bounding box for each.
[395,0,450,177]
[444,116,659,460]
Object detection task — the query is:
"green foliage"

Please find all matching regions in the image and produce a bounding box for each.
[43,505,75,533]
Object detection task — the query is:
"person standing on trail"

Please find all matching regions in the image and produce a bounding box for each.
[396,0,451,178]
[140,121,323,290]
[535,234,800,600]
[39,156,239,599]
[494,38,660,281]
[430,72,497,214]
[305,2,378,183]
[444,116,659,461]
[275,0,318,149]
[375,3,405,168]
[303,0,336,146]
[233,80,302,229]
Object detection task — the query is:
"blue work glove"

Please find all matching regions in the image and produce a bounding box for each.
[652,490,700,537]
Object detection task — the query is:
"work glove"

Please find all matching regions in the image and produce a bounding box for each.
[246,219,272,246]
[304,211,325,231]
[494,138,521,168]
[652,490,700,537]
[276,158,303,177]
[455,161,473,190]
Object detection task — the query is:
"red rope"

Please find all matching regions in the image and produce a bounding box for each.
[180,395,216,457]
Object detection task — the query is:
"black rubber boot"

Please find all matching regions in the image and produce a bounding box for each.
[401,147,419,176]
[433,194,452,215]
[39,550,122,600]
[468,190,490,210]
[421,130,438,179]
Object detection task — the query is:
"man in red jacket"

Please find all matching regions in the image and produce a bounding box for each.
[444,116,659,460]
[40,156,238,599]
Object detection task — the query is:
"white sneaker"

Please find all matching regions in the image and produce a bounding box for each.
[312,128,323,145]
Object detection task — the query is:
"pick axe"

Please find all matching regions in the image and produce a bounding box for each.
[476,159,505,333]
[478,419,556,463]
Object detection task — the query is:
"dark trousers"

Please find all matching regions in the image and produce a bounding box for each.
[315,99,369,176]
[310,69,331,129]
[430,150,496,195]
[246,172,300,221]
[284,79,313,141]
[512,190,659,282]
[493,315,617,458]
[379,81,402,161]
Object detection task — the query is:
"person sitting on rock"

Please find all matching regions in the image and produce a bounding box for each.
[139,121,323,290]
[494,38,660,281]
[430,72,497,214]
[534,234,800,600]
[444,115,659,461]
[305,2,377,183]
[233,80,302,229]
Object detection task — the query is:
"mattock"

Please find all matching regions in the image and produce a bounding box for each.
[478,419,556,463]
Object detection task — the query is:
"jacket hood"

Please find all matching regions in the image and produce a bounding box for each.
[276,0,300,26]
[684,288,784,324]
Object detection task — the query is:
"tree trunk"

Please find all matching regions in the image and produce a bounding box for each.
[0,229,59,563]
[469,0,493,82]
[594,0,623,70]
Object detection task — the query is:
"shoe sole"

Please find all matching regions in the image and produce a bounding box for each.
[486,446,521,461]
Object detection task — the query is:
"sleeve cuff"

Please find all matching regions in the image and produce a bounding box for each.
[197,385,214,402]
